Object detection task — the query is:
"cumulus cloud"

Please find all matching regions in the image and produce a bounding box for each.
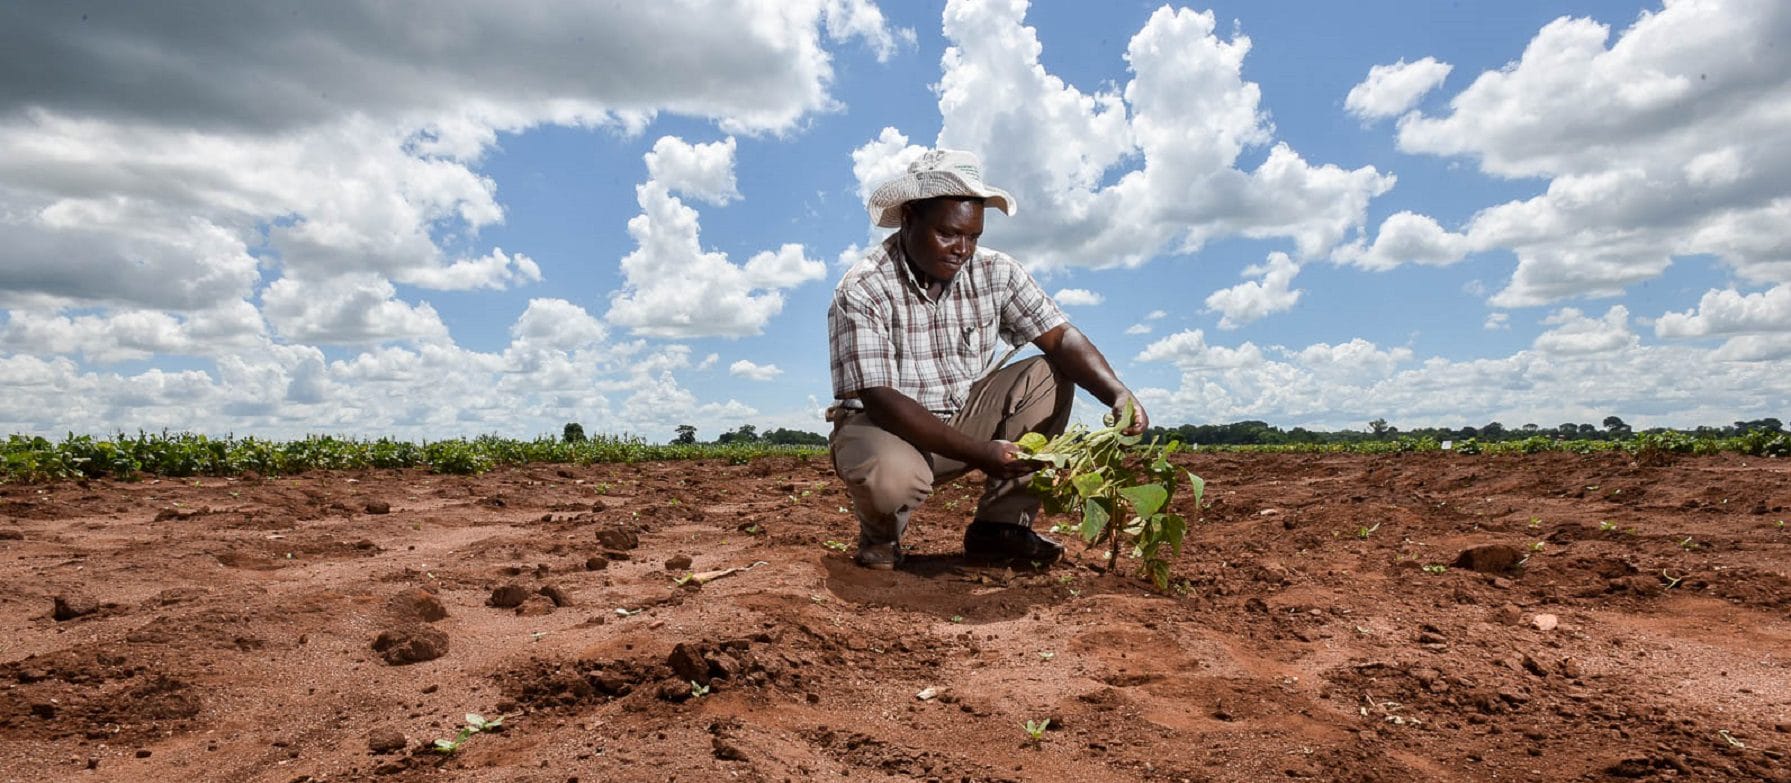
[1204,252,1302,329]
[728,359,784,381]
[606,138,826,338]
[1533,305,1638,355]
[1053,288,1105,306]
[644,136,741,205]
[1333,211,1471,271]
[1655,284,1791,358]
[1125,323,1153,335]
[1133,326,1789,430]
[851,1,1393,271]
[1387,0,1791,306]
[1345,57,1453,120]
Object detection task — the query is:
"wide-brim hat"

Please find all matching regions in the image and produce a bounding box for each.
[866,149,1016,228]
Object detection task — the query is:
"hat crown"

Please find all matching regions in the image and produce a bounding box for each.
[909,149,984,185]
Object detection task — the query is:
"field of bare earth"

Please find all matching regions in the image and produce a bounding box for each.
[1,451,1787,782]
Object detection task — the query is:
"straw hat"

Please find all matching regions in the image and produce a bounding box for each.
[866,149,1016,228]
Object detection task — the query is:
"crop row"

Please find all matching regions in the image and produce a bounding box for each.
[0,431,825,483]
[1193,429,1790,458]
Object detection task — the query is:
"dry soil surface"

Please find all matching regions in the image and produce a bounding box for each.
[1,452,1788,782]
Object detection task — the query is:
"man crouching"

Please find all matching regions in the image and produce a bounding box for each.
[826,149,1148,570]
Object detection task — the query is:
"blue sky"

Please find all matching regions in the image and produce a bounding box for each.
[2,0,1788,440]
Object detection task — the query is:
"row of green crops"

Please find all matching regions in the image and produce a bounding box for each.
[0,431,825,483]
[3,428,1784,484]
[1190,429,1790,458]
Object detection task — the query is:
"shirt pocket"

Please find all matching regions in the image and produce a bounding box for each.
[954,314,999,380]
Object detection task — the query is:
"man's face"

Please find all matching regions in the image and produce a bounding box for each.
[900,197,985,283]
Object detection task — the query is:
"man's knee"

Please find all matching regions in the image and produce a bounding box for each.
[841,454,932,516]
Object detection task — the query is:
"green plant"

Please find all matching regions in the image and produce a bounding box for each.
[689,680,711,698]
[1598,520,1618,532]
[1679,536,1698,550]
[821,540,850,553]
[1355,522,1381,540]
[1529,540,1546,552]
[1022,718,1051,745]
[1018,401,1203,591]
[1421,564,1449,575]
[433,713,504,754]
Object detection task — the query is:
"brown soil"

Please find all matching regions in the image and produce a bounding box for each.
[1,452,1788,782]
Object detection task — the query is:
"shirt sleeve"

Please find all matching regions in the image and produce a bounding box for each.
[828,284,897,399]
[995,255,1068,347]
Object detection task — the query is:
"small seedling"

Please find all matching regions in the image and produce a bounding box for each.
[1679,536,1698,550]
[1038,651,1056,661]
[1528,517,1543,529]
[673,572,696,587]
[1661,570,1684,590]
[821,540,850,552]
[1528,540,1546,552]
[1719,729,1745,749]
[689,680,711,699]
[1022,718,1051,745]
[1598,520,1618,532]
[433,713,504,754]
[950,614,964,624]
[1775,519,1785,530]
[1421,564,1449,575]
[1355,522,1381,540]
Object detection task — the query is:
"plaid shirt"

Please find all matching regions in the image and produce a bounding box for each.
[829,236,1067,415]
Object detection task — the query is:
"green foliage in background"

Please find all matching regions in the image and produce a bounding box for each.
[1,430,823,483]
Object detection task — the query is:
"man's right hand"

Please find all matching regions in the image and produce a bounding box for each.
[973,439,1038,480]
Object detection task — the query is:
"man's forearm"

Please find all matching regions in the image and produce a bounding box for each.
[1037,325,1131,406]
[857,386,987,464]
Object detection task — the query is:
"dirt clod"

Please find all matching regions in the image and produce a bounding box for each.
[366,728,407,754]
[487,584,532,608]
[538,584,571,607]
[597,528,638,550]
[584,555,609,571]
[51,595,99,621]
[371,626,449,665]
[1454,544,1524,574]
[665,554,693,571]
[515,595,556,616]
[386,588,447,622]
[364,500,391,515]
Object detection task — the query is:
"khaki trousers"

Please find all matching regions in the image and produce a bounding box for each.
[828,355,1075,547]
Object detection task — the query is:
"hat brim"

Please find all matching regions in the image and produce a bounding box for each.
[867,172,1015,228]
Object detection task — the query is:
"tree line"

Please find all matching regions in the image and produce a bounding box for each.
[1145,416,1784,446]
[559,415,1785,450]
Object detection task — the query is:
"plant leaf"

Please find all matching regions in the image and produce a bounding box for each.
[1080,497,1111,541]
[1186,471,1205,507]
[1070,470,1105,499]
[1118,483,1167,518]
[1016,432,1049,452]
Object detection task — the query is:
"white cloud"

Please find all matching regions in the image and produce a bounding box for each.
[261,273,450,346]
[1655,284,1791,337]
[644,136,740,205]
[1532,305,1638,355]
[1334,211,1471,271]
[1134,326,1790,431]
[1053,288,1105,306]
[1345,57,1453,120]
[825,0,917,63]
[1204,252,1301,329]
[852,1,1393,271]
[1125,323,1153,335]
[605,140,826,338]
[397,248,543,291]
[1390,0,1791,306]
[695,353,719,371]
[1145,309,1167,320]
[1484,312,1511,331]
[729,359,784,381]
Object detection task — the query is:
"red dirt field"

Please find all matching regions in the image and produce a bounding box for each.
[1,451,1788,782]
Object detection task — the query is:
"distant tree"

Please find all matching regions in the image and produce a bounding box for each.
[1558,422,1579,439]
[1578,423,1598,436]
[562,422,586,443]
[671,424,697,445]
[1482,421,1506,440]
[1369,418,1390,438]
[1522,423,1539,433]
[764,427,827,446]
[716,424,760,444]
[1602,416,1632,438]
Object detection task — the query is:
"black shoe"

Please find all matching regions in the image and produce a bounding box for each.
[963,521,1063,566]
[855,540,902,570]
